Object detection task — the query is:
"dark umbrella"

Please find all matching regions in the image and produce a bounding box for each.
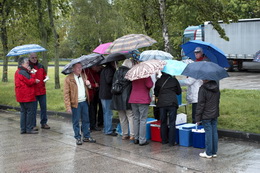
[99,52,131,65]
[181,40,230,68]
[181,61,229,81]
[61,53,104,75]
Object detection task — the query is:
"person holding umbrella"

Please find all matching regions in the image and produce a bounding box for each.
[15,57,40,134]
[29,53,50,130]
[154,72,182,146]
[194,47,210,62]
[64,63,96,145]
[195,80,220,159]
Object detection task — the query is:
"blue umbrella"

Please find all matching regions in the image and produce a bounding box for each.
[139,50,173,61]
[181,61,229,81]
[61,53,104,75]
[181,40,230,68]
[6,44,46,56]
[253,50,260,62]
[161,60,187,76]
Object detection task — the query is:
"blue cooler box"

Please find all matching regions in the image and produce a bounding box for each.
[192,128,205,148]
[177,94,182,105]
[178,124,196,147]
[146,118,157,139]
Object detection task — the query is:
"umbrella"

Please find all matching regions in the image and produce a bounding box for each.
[181,61,229,81]
[7,44,46,57]
[125,59,166,81]
[181,40,230,68]
[93,42,112,54]
[61,53,104,75]
[139,50,173,61]
[161,60,187,76]
[99,52,131,65]
[106,34,157,54]
[253,50,260,62]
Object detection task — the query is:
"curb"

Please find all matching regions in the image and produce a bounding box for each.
[1,104,259,142]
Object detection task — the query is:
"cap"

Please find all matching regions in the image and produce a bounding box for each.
[194,47,203,53]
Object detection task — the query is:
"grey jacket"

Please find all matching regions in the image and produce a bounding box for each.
[195,80,220,122]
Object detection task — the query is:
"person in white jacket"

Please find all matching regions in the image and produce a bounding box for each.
[179,77,203,123]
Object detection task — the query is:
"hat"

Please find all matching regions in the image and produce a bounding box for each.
[194,47,203,53]
[122,59,133,68]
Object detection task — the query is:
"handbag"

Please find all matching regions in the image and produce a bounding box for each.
[155,76,170,104]
[111,80,124,95]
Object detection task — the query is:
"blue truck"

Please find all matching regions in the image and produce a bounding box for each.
[182,18,260,71]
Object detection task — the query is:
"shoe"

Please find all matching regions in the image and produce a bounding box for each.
[83,137,96,143]
[139,141,149,146]
[199,152,212,159]
[20,131,26,134]
[26,131,38,134]
[213,154,217,158]
[76,139,82,145]
[162,141,169,144]
[129,136,135,140]
[41,124,50,129]
[168,143,175,147]
[134,139,139,144]
[107,132,117,136]
[32,127,39,131]
[122,136,129,140]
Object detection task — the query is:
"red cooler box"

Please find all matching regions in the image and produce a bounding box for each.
[150,121,162,142]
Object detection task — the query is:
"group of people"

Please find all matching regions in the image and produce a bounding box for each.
[15,47,220,159]
[14,53,50,135]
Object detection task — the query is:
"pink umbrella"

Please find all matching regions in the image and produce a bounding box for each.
[93,42,112,54]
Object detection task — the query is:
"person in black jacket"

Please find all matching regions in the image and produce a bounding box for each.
[195,80,220,159]
[111,59,134,140]
[99,62,117,136]
[154,72,182,146]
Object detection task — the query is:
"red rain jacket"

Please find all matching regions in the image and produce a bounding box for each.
[15,66,37,103]
[29,61,47,96]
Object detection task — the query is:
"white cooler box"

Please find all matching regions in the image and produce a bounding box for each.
[176,113,187,125]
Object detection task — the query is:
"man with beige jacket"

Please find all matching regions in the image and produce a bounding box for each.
[64,63,96,145]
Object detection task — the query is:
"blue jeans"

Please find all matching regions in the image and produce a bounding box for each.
[202,118,218,156]
[20,102,34,132]
[72,101,90,139]
[101,99,113,134]
[160,106,177,145]
[32,94,47,126]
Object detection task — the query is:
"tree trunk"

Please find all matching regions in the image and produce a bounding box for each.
[0,2,9,82]
[159,0,171,53]
[37,0,48,72]
[47,0,60,89]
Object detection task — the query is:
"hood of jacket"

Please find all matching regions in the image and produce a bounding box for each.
[203,80,219,92]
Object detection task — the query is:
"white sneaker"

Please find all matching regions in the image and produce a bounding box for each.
[199,152,212,159]
[212,154,217,158]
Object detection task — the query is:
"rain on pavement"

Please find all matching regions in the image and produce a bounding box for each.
[0,110,259,173]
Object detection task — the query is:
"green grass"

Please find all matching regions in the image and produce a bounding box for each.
[1,66,260,134]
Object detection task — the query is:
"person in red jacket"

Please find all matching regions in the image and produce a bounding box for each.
[194,47,210,62]
[29,53,50,130]
[15,57,40,134]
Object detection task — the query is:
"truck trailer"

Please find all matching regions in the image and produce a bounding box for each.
[182,18,260,71]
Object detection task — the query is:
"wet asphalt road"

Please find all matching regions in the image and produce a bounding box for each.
[0,110,259,173]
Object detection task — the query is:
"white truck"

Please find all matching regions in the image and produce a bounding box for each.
[182,18,260,71]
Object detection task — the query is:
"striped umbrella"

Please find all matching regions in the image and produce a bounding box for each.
[106,34,157,54]
[125,59,166,81]
[6,44,46,56]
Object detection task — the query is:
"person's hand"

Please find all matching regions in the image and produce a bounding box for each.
[85,80,91,88]
[30,68,37,74]
[196,122,200,126]
[43,76,49,82]
[95,83,99,88]
[35,79,40,83]
[67,108,72,114]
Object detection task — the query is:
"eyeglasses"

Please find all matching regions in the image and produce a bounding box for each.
[31,57,37,59]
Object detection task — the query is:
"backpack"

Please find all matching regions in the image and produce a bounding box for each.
[111,80,124,95]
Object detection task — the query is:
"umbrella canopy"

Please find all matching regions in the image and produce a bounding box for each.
[125,59,166,81]
[7,44,46,57]
[61,53,104,75]
[181,61,229,81]
[139,50,173,61]
[253,50,260,62]
[161,60,187,76]
[106,34,157,54]
[93,42,112,54]
[99,52,131,65]
[181,40,230,68]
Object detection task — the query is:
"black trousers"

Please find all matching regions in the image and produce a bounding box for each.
[192,103,197,124]
[89,92,103,129]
